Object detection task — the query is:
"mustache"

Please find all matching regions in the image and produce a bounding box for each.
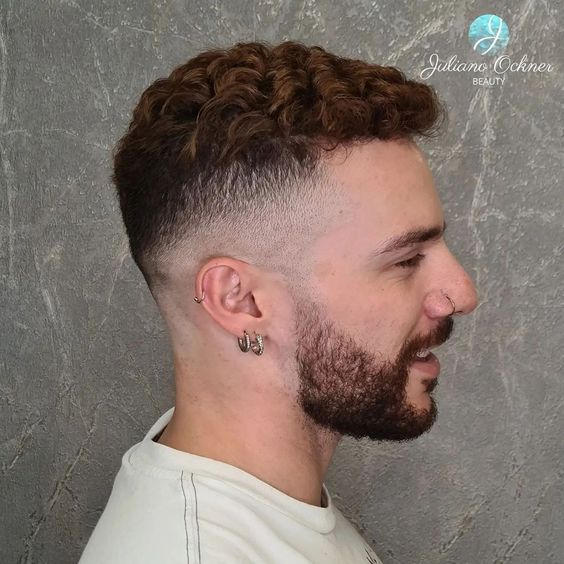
[423,316,454,349]
[403,316,455,361]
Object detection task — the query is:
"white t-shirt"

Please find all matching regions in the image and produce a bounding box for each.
[79,407,383,564]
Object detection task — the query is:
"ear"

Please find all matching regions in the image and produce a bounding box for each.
[195,257,262,338]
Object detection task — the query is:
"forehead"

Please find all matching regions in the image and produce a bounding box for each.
[321,139,442,232]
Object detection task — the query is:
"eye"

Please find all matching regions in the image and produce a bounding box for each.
[395,253,426,269]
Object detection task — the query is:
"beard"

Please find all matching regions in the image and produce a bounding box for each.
[292,295,454,442]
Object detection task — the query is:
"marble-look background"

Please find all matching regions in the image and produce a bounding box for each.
[1,1,562,563]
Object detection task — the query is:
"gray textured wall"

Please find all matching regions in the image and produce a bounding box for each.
[1,1,562,563]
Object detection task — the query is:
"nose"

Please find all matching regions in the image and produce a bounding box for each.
[450,264,479,315]
[425,248,479,318]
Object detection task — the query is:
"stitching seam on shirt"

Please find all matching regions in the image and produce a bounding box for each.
[181,470,190,564]
[190,472,201,563]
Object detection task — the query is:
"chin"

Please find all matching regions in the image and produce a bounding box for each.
[408,393,433,411]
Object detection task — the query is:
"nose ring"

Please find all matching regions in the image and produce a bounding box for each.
[446,295,456,315]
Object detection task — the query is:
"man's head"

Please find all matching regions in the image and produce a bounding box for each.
[113,40,477,442]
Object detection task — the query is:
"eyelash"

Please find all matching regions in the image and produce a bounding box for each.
[396,253,426,269]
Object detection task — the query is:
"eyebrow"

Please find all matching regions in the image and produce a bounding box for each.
[371,220,447,257]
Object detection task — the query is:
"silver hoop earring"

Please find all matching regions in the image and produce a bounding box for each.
[238,330,251,352]
[250,332,264,356]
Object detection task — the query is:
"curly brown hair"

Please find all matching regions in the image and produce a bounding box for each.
[113,40,447,303]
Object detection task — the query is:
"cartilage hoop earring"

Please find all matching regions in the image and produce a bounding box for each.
[194,290,205,303]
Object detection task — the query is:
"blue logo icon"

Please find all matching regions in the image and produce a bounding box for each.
[468,14,510,55]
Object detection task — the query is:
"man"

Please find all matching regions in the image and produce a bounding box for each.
[80,40,478,563]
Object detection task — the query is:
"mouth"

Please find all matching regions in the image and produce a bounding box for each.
[409,345,442,377]
[411,339,446,361]
[413,348,435,362]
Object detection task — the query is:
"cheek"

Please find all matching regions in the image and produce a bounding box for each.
[340,300,401,354]
[355,296,419,356]
[310,263,418,351]
[312,258,334,279]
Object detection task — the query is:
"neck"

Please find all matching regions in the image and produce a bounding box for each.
[157,362,341,507]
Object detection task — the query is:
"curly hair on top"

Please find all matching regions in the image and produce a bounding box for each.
[113,40,447,302]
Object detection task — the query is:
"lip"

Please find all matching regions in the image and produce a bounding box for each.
[410,352,440,377]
